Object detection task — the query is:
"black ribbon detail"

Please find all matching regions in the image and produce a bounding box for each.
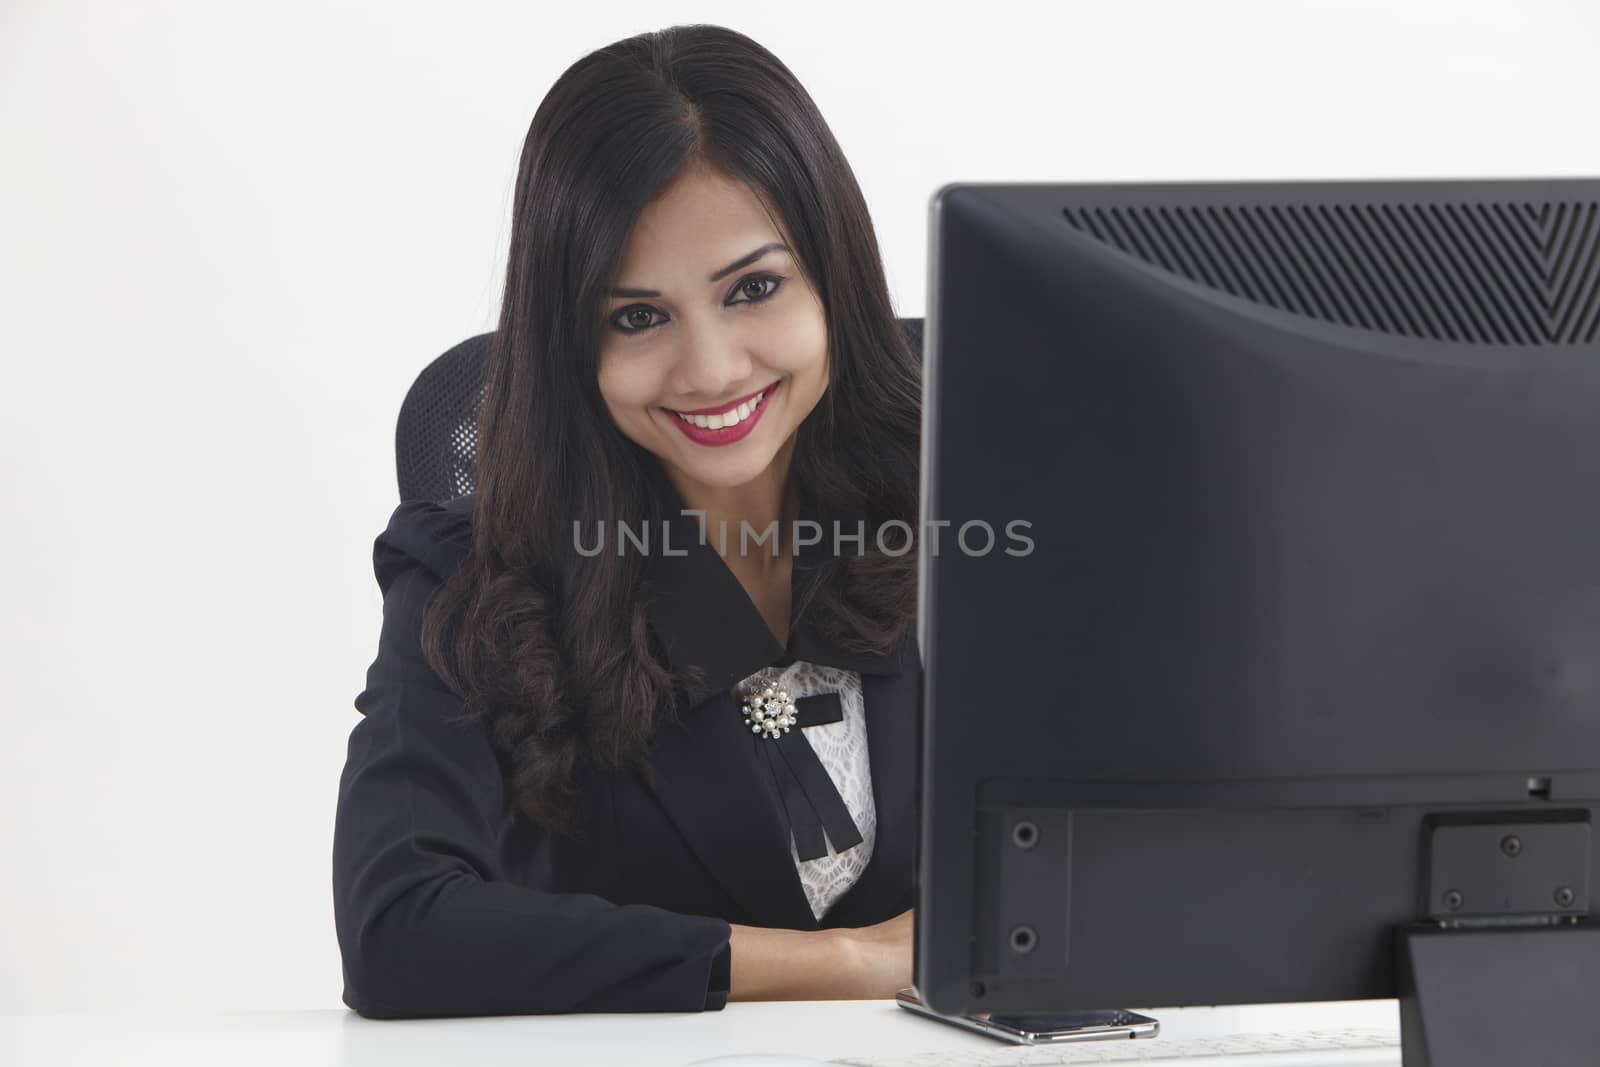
[752,691,865,861]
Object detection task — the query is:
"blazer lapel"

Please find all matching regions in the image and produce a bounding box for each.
[634,465,911,930]
[645,684,821,929]
[632,481,802,926]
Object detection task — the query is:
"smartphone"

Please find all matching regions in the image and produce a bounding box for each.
[895,987,1159,1046]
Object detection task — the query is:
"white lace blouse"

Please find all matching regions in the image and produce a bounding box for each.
[737,659,876,923]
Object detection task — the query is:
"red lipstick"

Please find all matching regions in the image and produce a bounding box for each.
[662,379,780,447]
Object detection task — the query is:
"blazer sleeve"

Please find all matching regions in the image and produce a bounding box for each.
[333,501,734,1018]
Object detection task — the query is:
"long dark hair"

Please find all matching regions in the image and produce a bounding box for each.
[420,24,921,842]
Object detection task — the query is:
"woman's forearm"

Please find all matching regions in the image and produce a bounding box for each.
[726,922,859,1001]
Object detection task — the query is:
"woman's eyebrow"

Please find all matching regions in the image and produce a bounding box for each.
[607,242,790,298]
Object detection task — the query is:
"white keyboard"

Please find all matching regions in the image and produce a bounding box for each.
[832,1027,1400,1066]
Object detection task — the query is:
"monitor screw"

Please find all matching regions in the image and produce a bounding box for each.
[1443,890,1464,911]
[1500,835,1522,857]
[1012,821,1038,849]
[1556,887,1576,908]
[970,980,987,998]
[1010,925,1038,954]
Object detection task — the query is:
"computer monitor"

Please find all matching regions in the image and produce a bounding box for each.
[914,178,1600,1067]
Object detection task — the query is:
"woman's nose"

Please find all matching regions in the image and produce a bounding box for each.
[670,324,755,400]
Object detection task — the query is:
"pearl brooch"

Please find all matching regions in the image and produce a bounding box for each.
[739,676,798,739]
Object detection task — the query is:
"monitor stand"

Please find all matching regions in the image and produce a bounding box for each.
[1396,813,1598,1067]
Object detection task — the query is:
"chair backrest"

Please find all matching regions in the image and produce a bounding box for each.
[394,319,924,503]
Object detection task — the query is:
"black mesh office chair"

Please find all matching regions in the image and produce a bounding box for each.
[394,319,924,504]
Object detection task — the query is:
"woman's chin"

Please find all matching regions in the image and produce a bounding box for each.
[660,447,783,493]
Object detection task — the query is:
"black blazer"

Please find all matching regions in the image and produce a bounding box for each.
[332,479,922,1018]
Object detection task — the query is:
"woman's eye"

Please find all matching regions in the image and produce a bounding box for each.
[732,274,783,304]
[617,307,661,332]
[609,273,785,335]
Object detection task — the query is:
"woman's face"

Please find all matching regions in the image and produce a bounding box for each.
[597,161,829,498]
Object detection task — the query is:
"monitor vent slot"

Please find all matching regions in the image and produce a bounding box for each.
[1060,201,1600,345]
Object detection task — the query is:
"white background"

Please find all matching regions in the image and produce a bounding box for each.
[3,0,1598,1014]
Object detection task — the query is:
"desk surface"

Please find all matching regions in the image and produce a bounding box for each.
[3,998,1399,1066]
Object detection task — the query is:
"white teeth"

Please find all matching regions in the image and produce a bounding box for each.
[674,390,765,430]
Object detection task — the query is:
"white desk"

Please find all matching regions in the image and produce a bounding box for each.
[2,998,1399,1066]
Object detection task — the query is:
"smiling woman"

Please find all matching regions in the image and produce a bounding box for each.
[333,23,922,1021]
